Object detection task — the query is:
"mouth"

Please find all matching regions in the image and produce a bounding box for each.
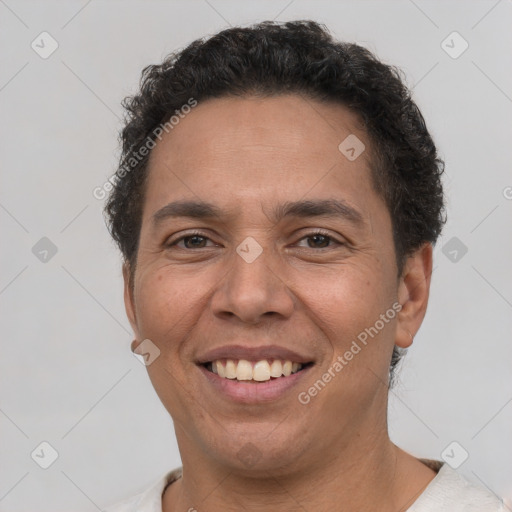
[197,358,314,404]
[196,344,315,403]
[201,358,314,383]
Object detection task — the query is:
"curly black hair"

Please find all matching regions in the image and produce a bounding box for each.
[104,20,446,388]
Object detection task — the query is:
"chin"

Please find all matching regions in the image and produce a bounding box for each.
[197,420,311,475]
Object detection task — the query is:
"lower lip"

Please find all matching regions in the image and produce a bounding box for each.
[198,364,312,404]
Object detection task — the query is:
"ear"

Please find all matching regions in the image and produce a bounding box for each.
[395,242,433,348]
[123,262,139,345]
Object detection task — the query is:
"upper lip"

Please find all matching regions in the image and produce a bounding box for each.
[196,344,314,364]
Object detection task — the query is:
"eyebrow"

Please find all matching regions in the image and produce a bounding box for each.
[152,198,364,227]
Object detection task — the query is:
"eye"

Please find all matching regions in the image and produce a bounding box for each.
[166,230,343,250]
[167,231,217,249]
[295,231,342,249]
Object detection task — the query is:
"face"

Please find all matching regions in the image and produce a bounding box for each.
[124,94,428,475]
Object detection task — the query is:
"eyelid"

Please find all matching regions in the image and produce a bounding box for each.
[166,228,345,249]
[293,228,344,248]
[165,230,217,247]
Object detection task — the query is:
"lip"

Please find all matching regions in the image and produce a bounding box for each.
[198,363,313,404]
[196,344,314,365]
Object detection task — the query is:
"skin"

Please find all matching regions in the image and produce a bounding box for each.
[123,94,436,511]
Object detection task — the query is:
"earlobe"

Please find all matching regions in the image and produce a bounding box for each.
[395,243,433,349]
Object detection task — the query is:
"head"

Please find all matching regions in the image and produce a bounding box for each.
[105,21,445,472]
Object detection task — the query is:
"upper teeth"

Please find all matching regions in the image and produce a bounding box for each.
[211,359,303,381]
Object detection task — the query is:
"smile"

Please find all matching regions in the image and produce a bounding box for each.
[196,344,315,402]
[203,359,312,382]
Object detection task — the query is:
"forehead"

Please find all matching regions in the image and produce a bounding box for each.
[143,94,381,223]
[149,94,367,166]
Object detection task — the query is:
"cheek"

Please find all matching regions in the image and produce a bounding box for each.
[133,267,210,420]
[297,262,390,340]
[134,266,203,344]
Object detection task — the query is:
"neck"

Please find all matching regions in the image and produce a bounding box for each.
[163,423,435,512]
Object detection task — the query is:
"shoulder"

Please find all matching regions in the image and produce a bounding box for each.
[104,467,183,512]
[408,461,505,512]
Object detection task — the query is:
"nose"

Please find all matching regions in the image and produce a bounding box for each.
[210,240,295,325]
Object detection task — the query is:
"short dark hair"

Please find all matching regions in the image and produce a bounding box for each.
[105,20,446,387]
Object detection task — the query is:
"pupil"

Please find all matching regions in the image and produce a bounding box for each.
[310,235,328,248]
[186,236,205,248]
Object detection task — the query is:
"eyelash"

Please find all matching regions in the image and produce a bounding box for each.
[166,229,343,250]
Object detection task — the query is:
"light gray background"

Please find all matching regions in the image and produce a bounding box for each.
[1,1,511,510]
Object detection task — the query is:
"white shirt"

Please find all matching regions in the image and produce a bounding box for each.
[104,460,505,512]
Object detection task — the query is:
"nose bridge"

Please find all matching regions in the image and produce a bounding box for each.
[211,234,294,323]
[233,236,274,291]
